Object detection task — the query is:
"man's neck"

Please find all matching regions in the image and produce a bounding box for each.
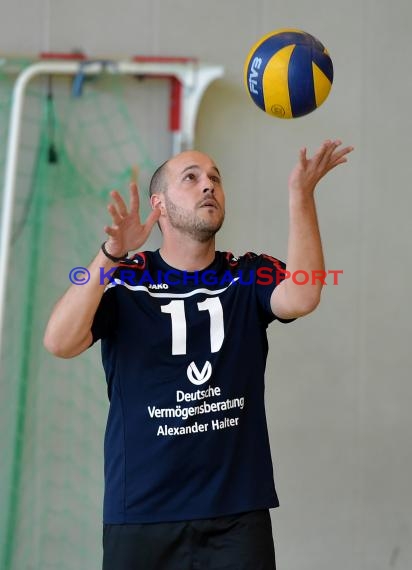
[159,236,216,272]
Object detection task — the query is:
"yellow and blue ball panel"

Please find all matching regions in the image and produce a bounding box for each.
[244,29,333,118]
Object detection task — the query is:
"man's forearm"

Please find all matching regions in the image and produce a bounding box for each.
[43,249,117,358]
[283,191,325,312]
[270,191,325,320]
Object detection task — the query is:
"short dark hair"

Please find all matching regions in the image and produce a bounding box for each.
[149,159,169,197]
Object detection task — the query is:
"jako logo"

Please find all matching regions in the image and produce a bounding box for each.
[148,283,169,290]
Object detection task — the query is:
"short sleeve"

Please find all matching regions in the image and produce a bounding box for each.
[91,287,117,344]
[253,253,296,324]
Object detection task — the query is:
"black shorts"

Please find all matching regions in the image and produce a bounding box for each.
[102,509,276,570]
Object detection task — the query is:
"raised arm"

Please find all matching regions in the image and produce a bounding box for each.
[271,139,353,320]
[43,182,160,358]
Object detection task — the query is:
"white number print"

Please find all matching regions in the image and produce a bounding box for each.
[197,297,224,354]
[160,300,187,355]
[161,298,224,356]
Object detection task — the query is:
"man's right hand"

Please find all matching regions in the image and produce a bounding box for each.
[103,182,161,258]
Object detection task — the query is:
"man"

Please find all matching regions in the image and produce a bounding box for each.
[44,140,353,570]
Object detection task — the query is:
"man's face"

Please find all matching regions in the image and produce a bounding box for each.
[158,151,225,242]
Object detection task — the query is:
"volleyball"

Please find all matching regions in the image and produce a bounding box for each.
[244,28,333,119]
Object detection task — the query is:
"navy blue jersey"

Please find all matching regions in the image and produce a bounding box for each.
[92,250,293,524]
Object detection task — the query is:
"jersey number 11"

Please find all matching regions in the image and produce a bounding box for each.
[161,298,224,355]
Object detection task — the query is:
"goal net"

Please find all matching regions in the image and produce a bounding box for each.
[0,56,222,570]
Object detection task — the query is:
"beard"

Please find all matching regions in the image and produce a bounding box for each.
[163,192,225,243]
